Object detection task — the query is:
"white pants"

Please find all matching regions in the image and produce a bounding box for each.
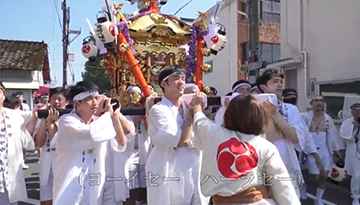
[102,180,117,205]
[40,172,54,201]
[351,174,360,199]
[128,164,146,189]
[0,191,18,205]
[306,146,332,174]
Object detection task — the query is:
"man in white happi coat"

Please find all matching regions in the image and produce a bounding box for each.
[282,89,324,200]
[0,82,37,205]
[146,66,206,205]
[183,83,210,205]
[255,69,306,195]
[52,81,127,205]
[214,80,251,126]
[33,87,67,205]
[339,103,360,205]
[117,84,151,205]
[301,95,344,205]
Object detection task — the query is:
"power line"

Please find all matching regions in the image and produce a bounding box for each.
[53,0,62,31]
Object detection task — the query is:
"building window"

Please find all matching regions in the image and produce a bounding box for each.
[261,44,272,63]
[272,44,280,62]
[320,81,360,120]
[205,60,214,73]
[242,43,280,64]
[260,43,280,63]
[260,0,280,23]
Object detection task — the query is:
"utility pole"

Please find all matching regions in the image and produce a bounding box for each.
[62,0,70,88]
[248,0,261,79]
[61,0,81,88]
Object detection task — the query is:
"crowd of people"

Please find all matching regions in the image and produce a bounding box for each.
[0,67,359,205]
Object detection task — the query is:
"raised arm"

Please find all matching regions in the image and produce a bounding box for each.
[118,113,133,135]
[33,119,47,147]
[274,105,306,150]
[58,112,116,150]
[192,108,218,150]
[148,105,182,148]
[109,111,127,152]
[264,146,301,205]
[178,109,194,147]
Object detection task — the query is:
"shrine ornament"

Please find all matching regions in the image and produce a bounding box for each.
[81,0,228,105]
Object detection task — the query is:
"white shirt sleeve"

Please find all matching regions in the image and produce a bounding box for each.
[147,106,181,148]
[193,111,220,150]
[264,146,301,205]
[57,112,116,150]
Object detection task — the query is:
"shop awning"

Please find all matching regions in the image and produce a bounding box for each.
[34,86,50,97]
[2,82,39,89]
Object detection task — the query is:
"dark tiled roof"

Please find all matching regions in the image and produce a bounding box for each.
[0,39,49,71]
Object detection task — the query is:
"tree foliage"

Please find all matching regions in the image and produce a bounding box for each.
[81,55,111,92]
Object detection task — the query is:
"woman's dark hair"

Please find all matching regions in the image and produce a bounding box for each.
[223,94,268,136]
[3,96,20,109]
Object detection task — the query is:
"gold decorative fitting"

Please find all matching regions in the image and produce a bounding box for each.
[197,11,207,21]
[113,3,126,23]
[201,63,211,72]
[202,48,211,57]
[194,21,207,30]
[131,92,142,105]
[203,85,211,95]
[150,14,168,25]
[188,75,195,83]
[118,43,130,53]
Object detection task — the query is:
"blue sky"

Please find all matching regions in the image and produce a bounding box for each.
[0,0,216,87]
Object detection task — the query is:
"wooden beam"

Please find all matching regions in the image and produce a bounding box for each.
[37,96,222,118]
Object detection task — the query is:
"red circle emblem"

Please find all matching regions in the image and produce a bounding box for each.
[217,138,258,179]
[331,168,339,178]
[109,24,115,36]
[211,35,219,44]
[82,45,90,53]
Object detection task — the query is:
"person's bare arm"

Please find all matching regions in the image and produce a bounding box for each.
[178,109,193,147]
[112,112,126,146]
[272,113,298,143]
[26,114,38,135]
[34,119,47,147]
[118,114,132,135]
[47,122,58,138]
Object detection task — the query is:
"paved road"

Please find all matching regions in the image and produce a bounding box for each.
[19,151,353,205]
[19,151,40,205]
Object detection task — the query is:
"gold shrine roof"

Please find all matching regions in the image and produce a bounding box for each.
[128,13,192,37]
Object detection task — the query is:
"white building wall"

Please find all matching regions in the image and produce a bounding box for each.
[198,0,238,95]
[281,0,360,111]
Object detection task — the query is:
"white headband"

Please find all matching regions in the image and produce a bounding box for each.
[312,95,324,100]
[185,83,199,90]
[126,85,141,94]
[232,83,251,92]
[251,86,258,91]
[73,90,99,101]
